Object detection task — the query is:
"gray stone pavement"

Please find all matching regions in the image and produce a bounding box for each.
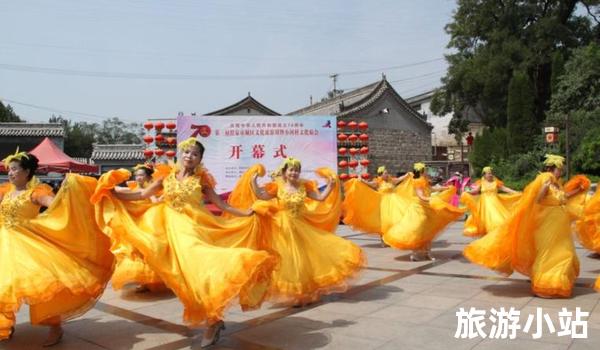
[4,221,600,349]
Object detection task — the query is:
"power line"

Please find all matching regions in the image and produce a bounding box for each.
[336,59,444,77]
[0,58,444,81]
[339,69,446,91]
[0,97,138,124]
[0,41,407,66]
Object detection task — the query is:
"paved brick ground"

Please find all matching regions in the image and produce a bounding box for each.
[4,221,600,349]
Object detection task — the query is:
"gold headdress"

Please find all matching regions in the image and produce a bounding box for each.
[377,166,386,175]
[482,166,493,175]
[177,137,199,151]
[413,162,426,173]
[133,163,154,172]
[272,157,302,178]
[3,147,29,168]
[543,154,565,169]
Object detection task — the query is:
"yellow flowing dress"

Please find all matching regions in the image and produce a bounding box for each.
[464,173,590,297]
[0,175,114,340]
[576,189,600,253]
[574,189,600,290]
[109,181,164,291]
[224,165,365,305]
[342,177,410,236]
[461,178,521,237]
[382,174,465,250]
[91,166,277,326]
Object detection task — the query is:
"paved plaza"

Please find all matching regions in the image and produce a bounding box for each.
[4,221,600,350]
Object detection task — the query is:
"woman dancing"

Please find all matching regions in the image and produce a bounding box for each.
[110,163,165,293]
[464,155,589,298]
[91,138,277,347]
[381,162,465,261]
[342,166,410,246]
[224,158,365,305]
[461,166,521,237]
[0,150,113,346]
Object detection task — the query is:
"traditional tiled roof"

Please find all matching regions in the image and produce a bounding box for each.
[406,89,483,124]
[0,123,64,137]
[72,157,95,164]
[406,89,436,106]
[91,144,145,161]
[287,79,430,126]
[288,82,380,116]
[206,94,280,116]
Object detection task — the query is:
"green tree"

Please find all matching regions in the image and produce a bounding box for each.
[0,102,23,122]
[448,115,470,145]
[548,43,600,163]
[49,115,97,158]
[550,51,566,94]
[469,129,494,173]
[469,127,509,174]
[432,0,599,129]
[95,117,141,145]
[49,116,141,157]
[507,71,538,154]
[573,127,600,175]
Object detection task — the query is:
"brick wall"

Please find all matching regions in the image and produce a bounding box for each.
[368,128,432,175]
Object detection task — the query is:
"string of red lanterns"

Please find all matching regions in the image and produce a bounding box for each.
[337,120,370,181]
[144,121,178,160]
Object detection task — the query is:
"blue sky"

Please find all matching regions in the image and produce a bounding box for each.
[1,0,456,123]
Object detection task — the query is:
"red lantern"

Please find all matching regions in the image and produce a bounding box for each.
[143,135,154,144]
[360,159,370,167]
[361,173,370,180]
[155,134,165,143]
[155,122,165,131]
[359,133,369,141]
[348,121,358,129]
[338,160,348,168]
[154,149,165,157]
[349,148,358,155]
[360,146,369,154]
[143,149,154,158]
[358,121,368,130]
[348,134,358,142]
[166,122,176,130]
[349,173,358,179]
[338,147,348,155]
[337,120,346,128]
[338,133,348,141]
[143,122,153,130]
[167,137,177,145]
[166,150,176,158]
[339,173,349,181]
[348,160,358,168]
[546,133,557,143]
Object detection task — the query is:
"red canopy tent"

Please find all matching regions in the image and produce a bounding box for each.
[0,137,98,174]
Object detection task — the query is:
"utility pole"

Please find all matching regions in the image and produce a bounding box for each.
[565,114,570,178]
[329,74,338,97]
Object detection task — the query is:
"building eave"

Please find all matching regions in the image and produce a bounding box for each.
[205,95,280,116]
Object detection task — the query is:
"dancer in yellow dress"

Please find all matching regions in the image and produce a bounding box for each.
[0,150,113,346]
[225,158,365,305]
[342,166,410,245]
[382,162,465,261]
[577,187,600,257]
[575,184,600,291]
[461,166,521,237]
[110,164,165,293]
[91,138,277,348]
[464,155,589,298]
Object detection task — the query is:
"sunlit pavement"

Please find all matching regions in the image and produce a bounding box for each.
[5,221,600,349]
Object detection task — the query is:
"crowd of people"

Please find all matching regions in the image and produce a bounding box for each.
[1,138,599,347]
